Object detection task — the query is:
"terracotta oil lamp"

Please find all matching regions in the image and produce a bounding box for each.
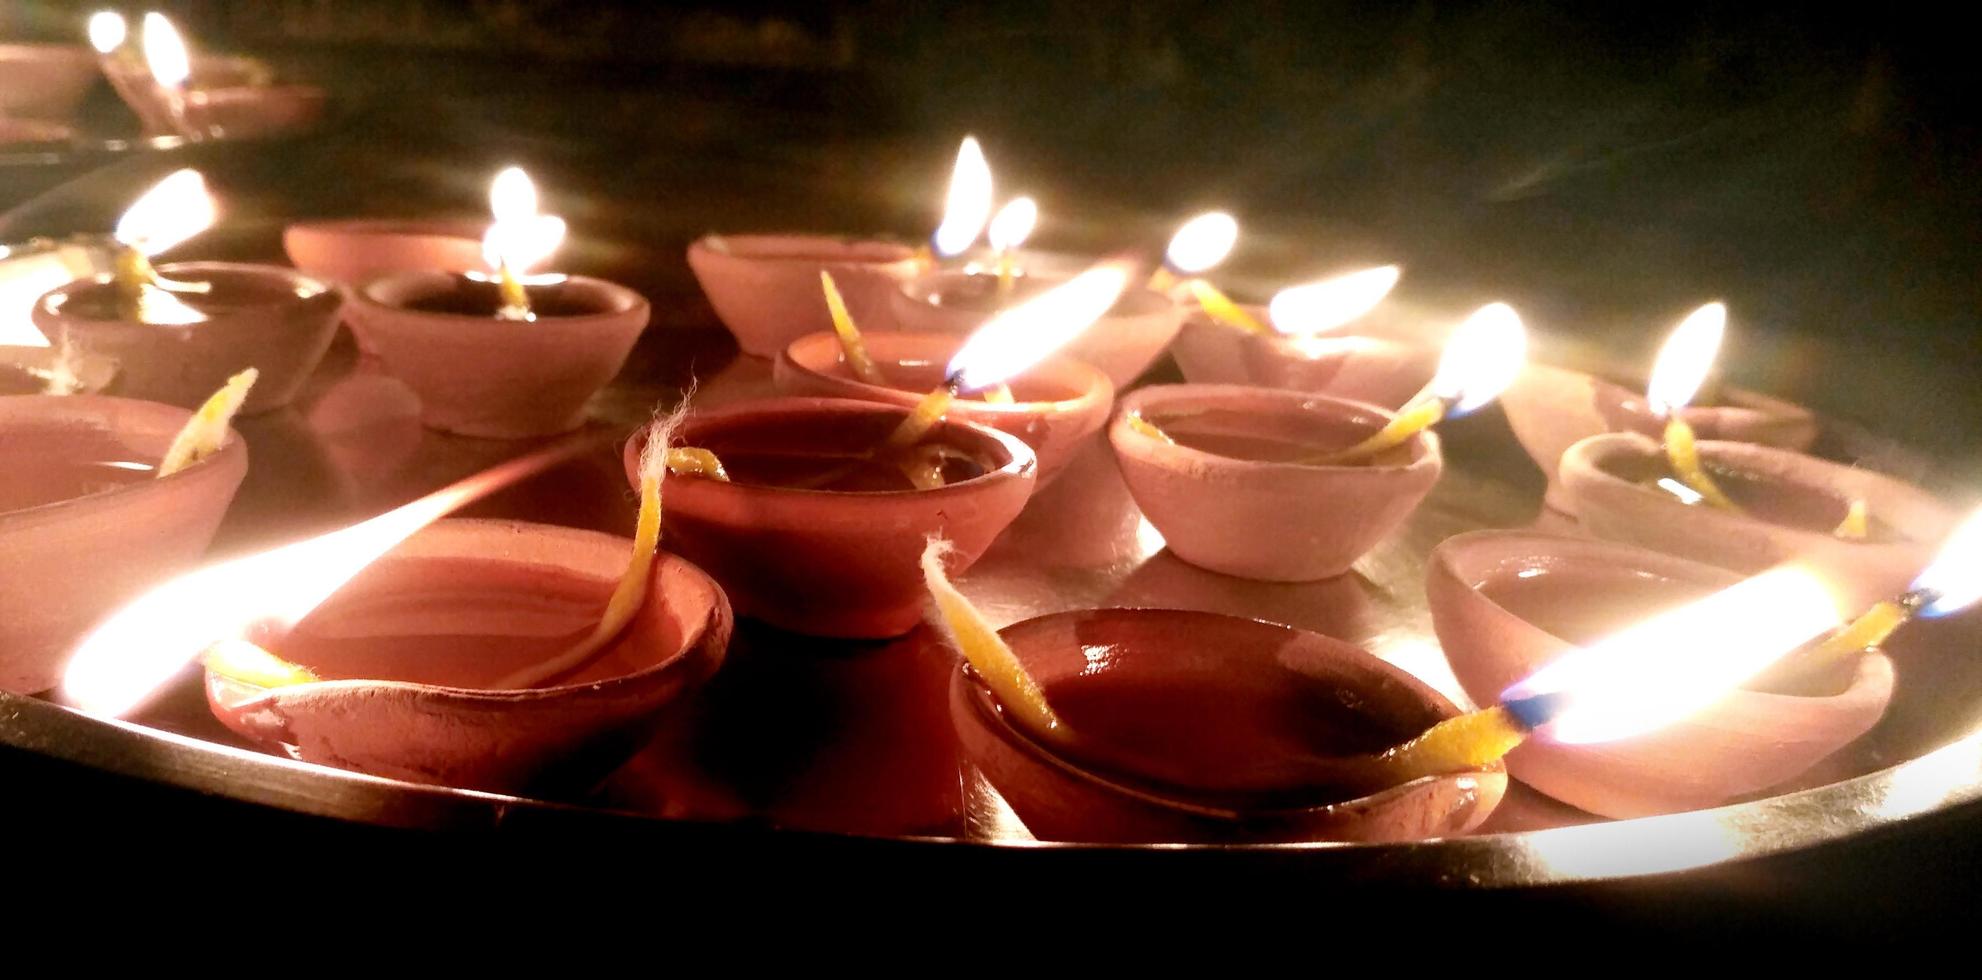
[93,12,313,141]
[199,518,732,794]
[32,170,344,414]
[345,167,649,438]
[0,393,246,694]
[1111,303,1526,581]
[772,330,1112,481]
[1427,530,1897,817]
[628,397,1036,638]
[950,607,1506,844]
[0,40,98,122]
[284,218,520,290]
[1500,303,1818,512]
[687,234,922,357]
[890,269,1182,388]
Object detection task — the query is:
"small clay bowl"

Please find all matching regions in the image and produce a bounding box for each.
[687,234,921,357]
[205,518,732,794]
[1501,362,1819,512]
[771,330,1114,481]
[1111,384,1442,581]
[32,261,344,415]
[1426,529,1896,818]
[182,83,327,140]
[1171,303,1438,410]
[890,269,1185,388]
[954,608,1505,844]
[347,271,649,438]
[0,43,99,121]
[630,397,1037,638]
[101,52,276,134]
[0,344,119,395]
[283,219,487,289]
[1560,433,1956,609]
[0,394,247,694]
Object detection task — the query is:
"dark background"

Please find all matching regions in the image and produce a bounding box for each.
[6,0,1978,471]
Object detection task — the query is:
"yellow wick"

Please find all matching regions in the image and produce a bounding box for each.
[157,368,257,478]
[1147,266,1178,294]
[913,242,936,272]
[203,638,319,690]
[1798,598,1914,671]
[980,385,1015,404]
[664,447,730,481]
[996,250,1017,296]
[1187,279,1269,335]
[820,270,889,386]
[495,261,533,321]
[885,383,957,450]
[1369,704,1529,788]
[1305,396,1445,465]
[1125,411,1176,445]
[1662,415,1740,511]
[921,537,1067,744]
[1835,499,1869,540]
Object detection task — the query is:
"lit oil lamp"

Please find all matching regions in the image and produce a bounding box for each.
[1112,303,1525,581]
[1,375,253,694]
[283,218,487,301]
[95,12,321,141]
[1501,302,1818,512]
[0,21,98,123]
[31,169,344,414]
[59,433,732,794]
[1149,211,1256,330]
[985,195,1038,295]
[347,167,649,438]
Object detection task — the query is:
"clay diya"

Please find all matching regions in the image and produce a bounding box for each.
[1559,433,1957,610]
[0,394,247,694]
[96,13,295,139]
[0,42,99,121]
[283,219,487,290]
[951,608,1506,843]
[687,234,921,357]
[1427,530,1896,817]
[35,260,343,414]
[1112,384,1441,581]
[772,330,1113,480]
[205,518,733,794]
[0,343,117,395]
[630,397,1036,638]
[1170,304,1439,410]
[891,269,1184,388]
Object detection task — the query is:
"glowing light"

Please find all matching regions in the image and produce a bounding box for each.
[1646,302,1726,417]
[481,167,566,275]
[1503,566,1845,744]
[59,441,594,717]
[1657,477,1705,505]
[1266,265,1401,336]
[112,169,216,256]
[987,197,1038,253]
[1915,507,1982,617]
[88,11,127,54]
[932,136,994,258]
[1163,212,1238,274]
[945,258,1134,391]
[1426,302,1527,415]
[141,12,190,89]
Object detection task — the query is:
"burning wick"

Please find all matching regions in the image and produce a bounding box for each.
[1648,302,1739,511]
[930,136,994,263]
[921,536,1066,743]
[987,196,1037,296]
[1780,507,1982,673]
[1302,302,1527,465]
[140,12,198,140]
[110,168,218,317]
[1266,265,1402,337]
[157,368,256,478]
[1153,212,1265,334]
[1834,499,1870,540]
[478,167,567,322]
[820,270,888,385]
[885,258,1134,449]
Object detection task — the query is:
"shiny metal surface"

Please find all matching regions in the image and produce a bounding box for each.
[4,316,1980,885]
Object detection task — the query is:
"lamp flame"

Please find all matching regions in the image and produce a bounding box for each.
[932,136,994,258]
[59,441,594,718]
[1503,566,1844,744]
[1426,302,1527,415]
[1914,507,1982,618]
[1266,265,1401,336]
[1163,212,1238,274]
[1647,302,1726,417]
[987,197,1038,253]
[141,12,189,89]
[481,167,566,275]
[945,258,1134,391]
[88,11,127,54]
[112,169,216,256]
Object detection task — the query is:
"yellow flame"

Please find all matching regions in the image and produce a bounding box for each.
[1916,507,1982,617]
[88,11,127,54]
[945,258,1134,391]
[1503,566,1844,744]
[932,136,994,257]
[986,197,1038,253]
[141,12,189,89]
[112,169,216,256]
[1265,265,1401,336]
[1646,302,1726,417]
[1163,211,1238,274]
[481,167,566,275]
[1427,302,1527,414]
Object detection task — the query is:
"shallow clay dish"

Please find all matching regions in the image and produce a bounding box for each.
[1170,303,1439,410]
[890,269,1184,388]
[687,234,921,357]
